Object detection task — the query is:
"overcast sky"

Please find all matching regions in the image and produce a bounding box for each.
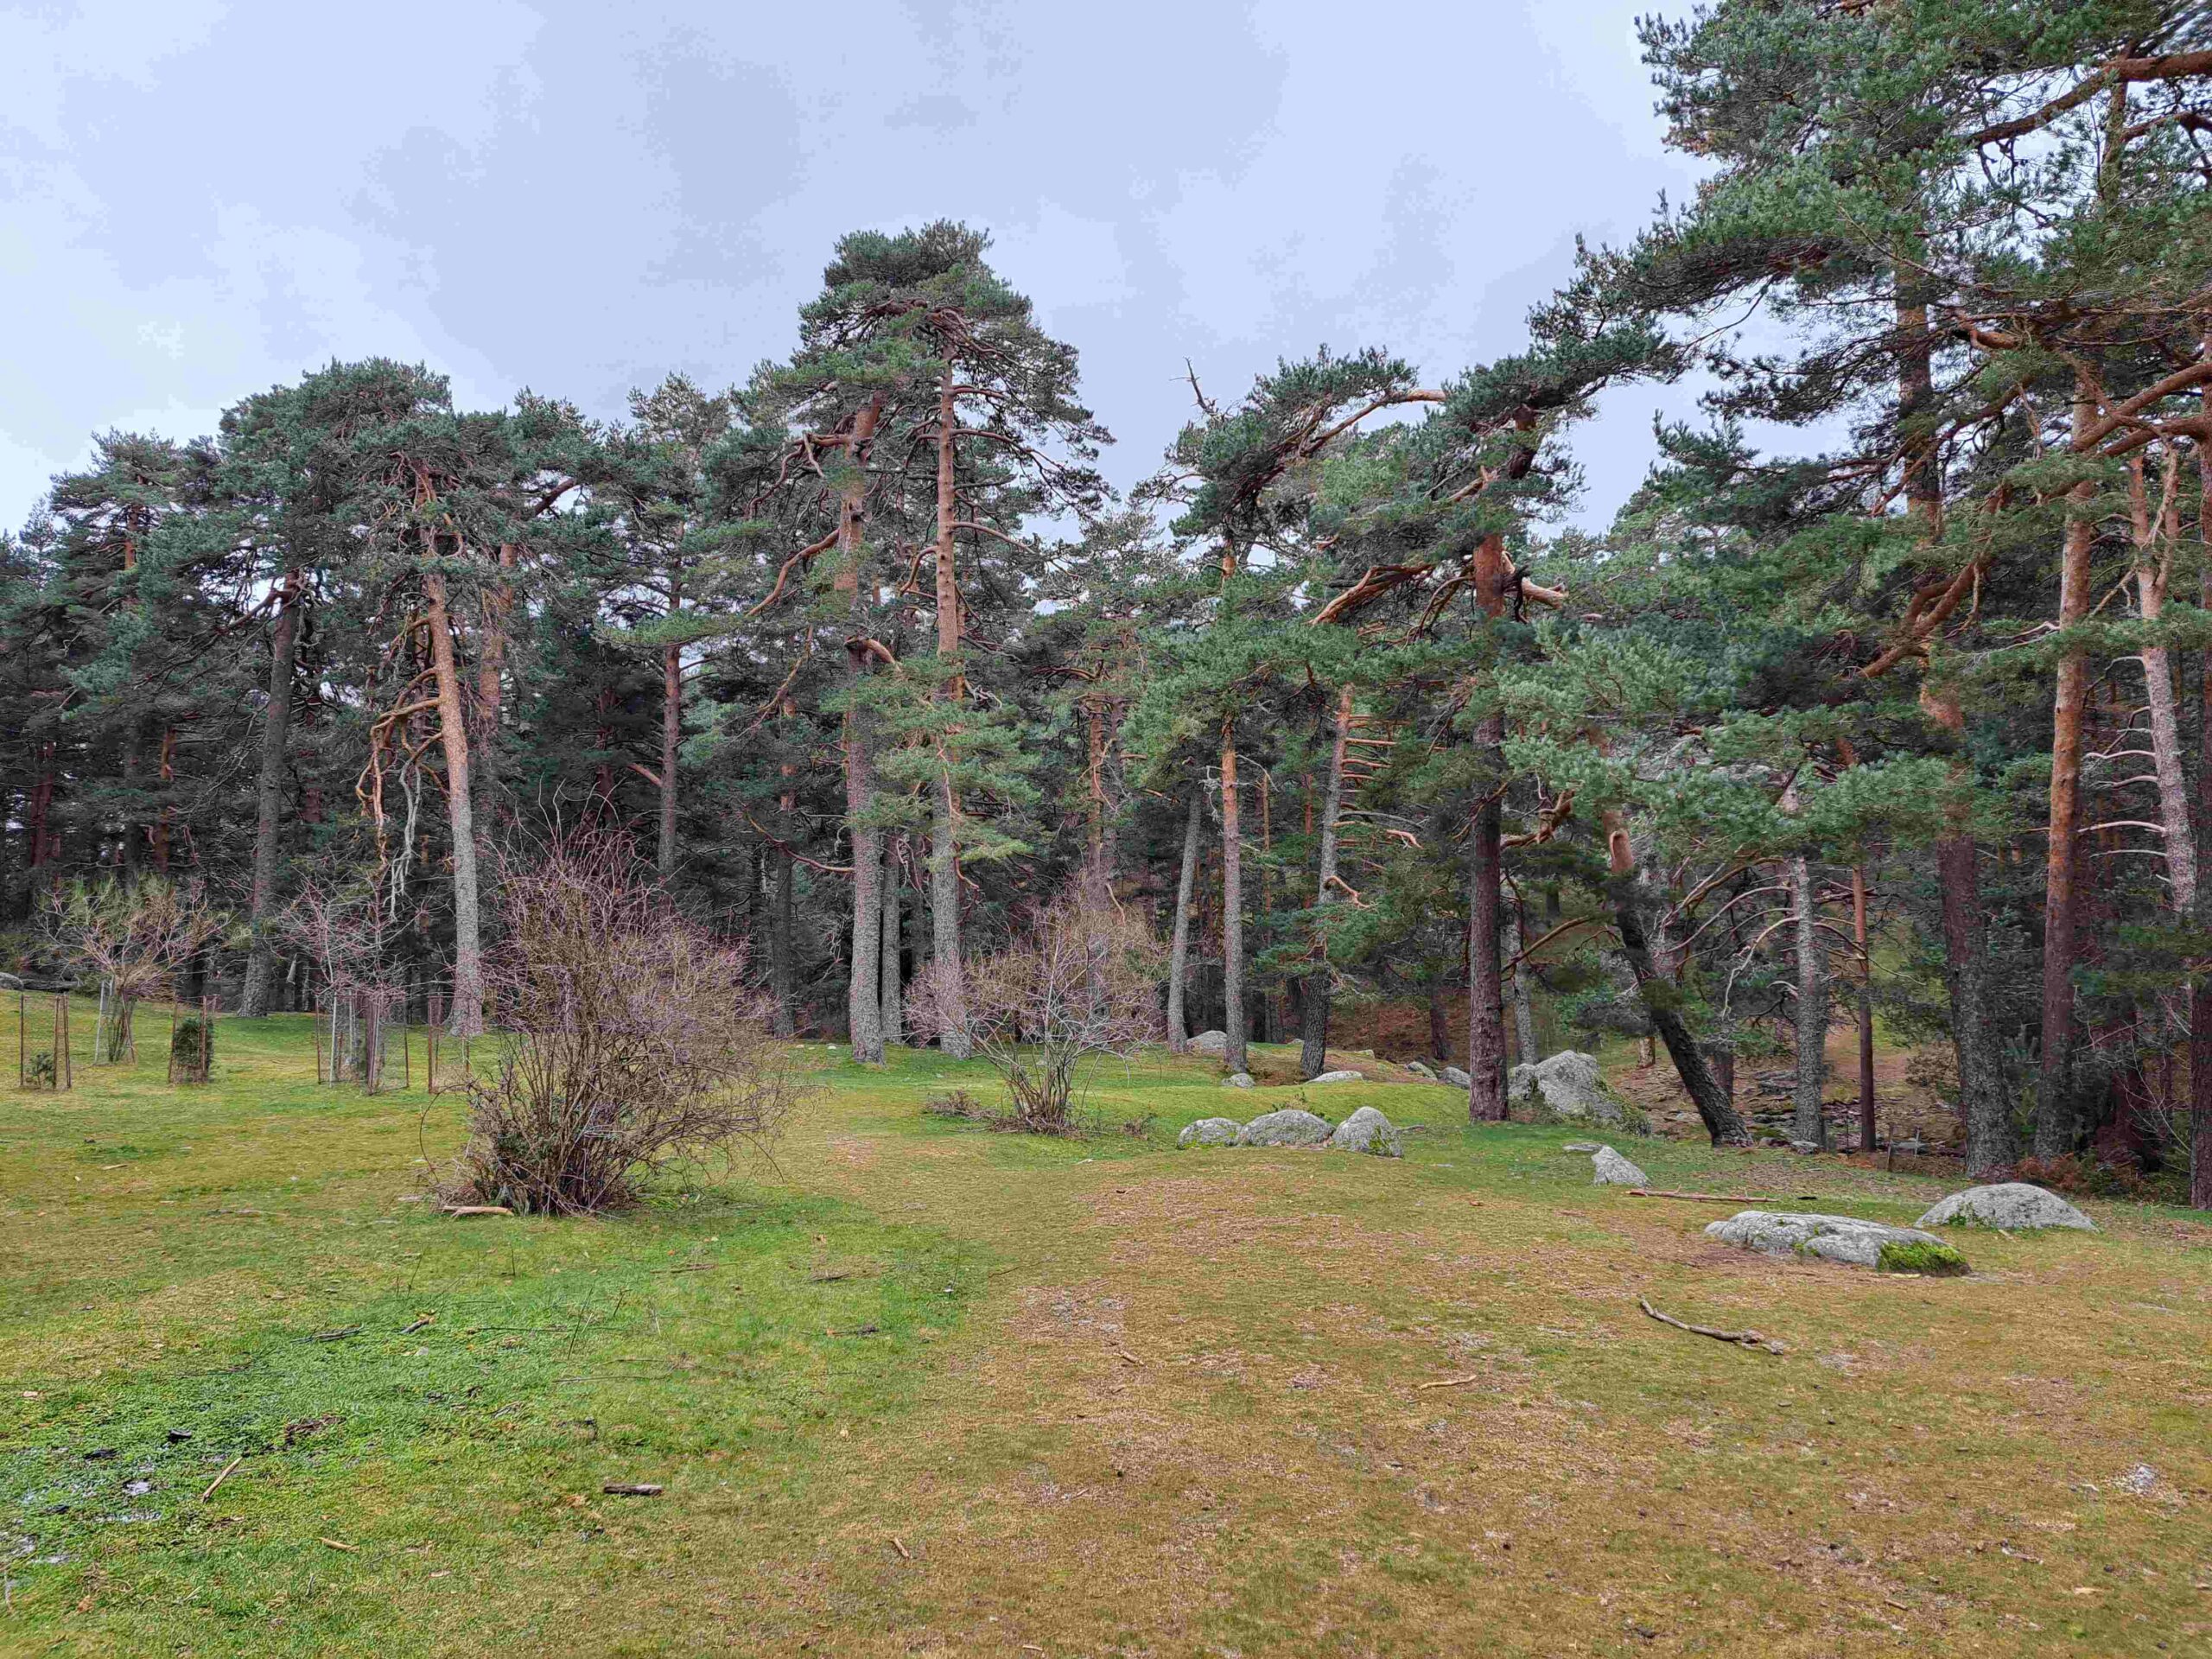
[1,0,1713,533]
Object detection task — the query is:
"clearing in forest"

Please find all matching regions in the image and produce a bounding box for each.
[2,1014,2208,1656]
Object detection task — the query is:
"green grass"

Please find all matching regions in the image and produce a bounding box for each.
[3,1012,2210,1655]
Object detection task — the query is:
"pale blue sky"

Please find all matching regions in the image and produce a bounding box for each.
[1,0,1711,529]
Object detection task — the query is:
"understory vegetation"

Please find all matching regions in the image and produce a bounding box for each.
[9,4,2212,1210]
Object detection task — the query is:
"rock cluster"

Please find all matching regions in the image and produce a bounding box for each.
[1704,1211,1969,1274]
[1174,1105,1403,1157]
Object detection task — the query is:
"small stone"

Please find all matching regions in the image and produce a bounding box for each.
[1442,1065,1472,1088]
[1404,1060,1438,1081]
[165,1429,193,1444]
[1178,1116,1243,1149]
[1915,1182,2096,1233]
[2118,1463,2158,1496]
[1561,1141,1603,1154]
[1788,1139,1823,1154]
[1189,1030,1230,1056]
[1308,1069,1364,1084]
[1234,1109,1334,1148]
[83,1447,118,1461]
[1591,1146,1649,1186]
[1223,1071,1255,1089]
[1705,1211,1969,1274]
[1325,1106,1403,1157]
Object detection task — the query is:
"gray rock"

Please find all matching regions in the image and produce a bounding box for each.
[1325,1106,1403,1157]
[1308,1069,1364,1084]
[1561,1141,1603,1154]
[1591,1146,1649,1186]
[1404,1060,1438,1081]
[1177,1116,1244,1149]
[1507,1050,1631,1126]
[1188,1029,1229,1056]
[1916,1182,2095,1233]
[1223,1071,1255,1089]
[1442,1065,1471,1089]
[1788,1139,1823,1155]
[2118,1463,2158,1496]
[1704,1211,1970,1274]
[1234,1109,1334,1148]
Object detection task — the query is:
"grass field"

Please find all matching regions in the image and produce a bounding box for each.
[3,1010,2209,1656]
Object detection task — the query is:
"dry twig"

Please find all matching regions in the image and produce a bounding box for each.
[1638,1296,1786,1355]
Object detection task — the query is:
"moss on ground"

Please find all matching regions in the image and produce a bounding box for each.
[1876,1238,1972,1275]
[3,1014,2209,1655]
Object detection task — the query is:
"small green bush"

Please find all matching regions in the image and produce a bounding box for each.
[171,1016,215,1080]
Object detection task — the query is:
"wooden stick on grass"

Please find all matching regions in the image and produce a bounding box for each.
[201,1454,244,1502]
[1626,1189,1815,1204]
[1638,1296,1787,1355]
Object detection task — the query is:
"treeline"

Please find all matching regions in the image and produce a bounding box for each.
[5,3,2212,1204]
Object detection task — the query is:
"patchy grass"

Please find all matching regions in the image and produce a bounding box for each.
[3,1017,2210,1655]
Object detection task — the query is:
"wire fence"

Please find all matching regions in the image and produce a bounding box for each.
[6,981,480,1096]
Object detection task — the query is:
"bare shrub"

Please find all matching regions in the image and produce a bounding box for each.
[908,889,1164,1133]
[279,871,399,996]
[448,831,798,1215]
[48,876,226,1059]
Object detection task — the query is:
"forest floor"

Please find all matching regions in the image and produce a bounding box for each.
[3,1012,2210,1656]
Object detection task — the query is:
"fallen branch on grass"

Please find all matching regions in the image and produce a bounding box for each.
[1415,1374,1484,1391]
[306,1325,363,1343]
[601,1483,663,1497]
[443,1205,513,1218]
[1626,1189,1815,1205]
[200,1454,244,1501]
[1637,1296,1786,1355]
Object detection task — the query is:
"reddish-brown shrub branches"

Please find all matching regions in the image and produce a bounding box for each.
[449,830,797,1214]
[908,889,1163,1132]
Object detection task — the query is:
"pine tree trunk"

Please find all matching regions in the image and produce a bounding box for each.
[930,362,970,1058]
[840,398,885,1064]
[880,838,903,1047]
[1465,711,1508,1122]
[2192,435,2212,1208]
[771,842,795,1038]
[1300,686,1354,1079]
[1221,723,1248,1076]
[2132,459,2196,911]
[240,567,302,1017]
[1505,907,1537,1068]
[423,564,484,1036]
[1852,864,1876,1154]
[1894,289,2009,1172]
[1791,852,1827,1147]
[1465,534,1518,1122]
[773,702,798,1037]
[658,635,681,878]
[1167,791,1202,1052]
[1607,816,1747,1145]
[2035,391,2098,1154]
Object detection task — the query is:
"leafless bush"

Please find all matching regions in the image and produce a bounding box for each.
[48,876,226,1059]
[448,830,798,1215]
[278,871,399,995]
[908,889,1163,1133]
[49,876,226,1001]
